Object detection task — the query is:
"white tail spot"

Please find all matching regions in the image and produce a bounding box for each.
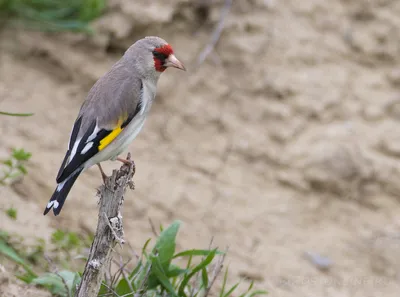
[47,200,59,209]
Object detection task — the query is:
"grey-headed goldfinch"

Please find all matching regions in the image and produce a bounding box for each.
[44,36,186,216]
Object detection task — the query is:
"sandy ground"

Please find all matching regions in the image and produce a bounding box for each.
[1,0,400,296]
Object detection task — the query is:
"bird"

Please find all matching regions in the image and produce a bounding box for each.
[43,36,186,216]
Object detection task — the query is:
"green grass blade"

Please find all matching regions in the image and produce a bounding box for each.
[238,281,254,297]
[167,264,189,278]
[128,259,143,280]
[173,249,224,258]
[142,238,151,253]
[0,239,36,277]
[151,255,178,297]
[223,282,240,297]
[178,248,217,297]
[247,290,268,297]
[201,267,208,289]
[219,266,229,297]
[0,111,34,116]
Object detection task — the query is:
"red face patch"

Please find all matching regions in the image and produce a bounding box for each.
[153,44,174,72]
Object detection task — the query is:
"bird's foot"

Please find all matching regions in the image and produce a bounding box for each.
[117,157,136,175]
[97,163,108,184]
[97,164,115,192]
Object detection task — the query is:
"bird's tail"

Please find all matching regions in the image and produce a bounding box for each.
[43,168,83,216]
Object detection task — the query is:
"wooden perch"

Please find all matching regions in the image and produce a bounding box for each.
[75,154,135,297]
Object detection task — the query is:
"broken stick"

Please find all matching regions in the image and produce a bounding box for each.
[75,154,135,297]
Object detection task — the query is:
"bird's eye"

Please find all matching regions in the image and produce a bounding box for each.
[152,50,168,61]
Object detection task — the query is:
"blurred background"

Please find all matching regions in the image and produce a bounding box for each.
[1,0,400,296]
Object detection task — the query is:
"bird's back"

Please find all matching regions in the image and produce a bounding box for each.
[77,61,142,137]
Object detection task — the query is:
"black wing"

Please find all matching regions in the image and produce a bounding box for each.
[55,99,143,184]
[56,119,111,183]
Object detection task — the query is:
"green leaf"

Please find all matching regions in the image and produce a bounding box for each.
[115,278,132,296]
[0,238,36,277]
[8,172,21,179]
[2,159,13,167]
[167,264,189,278]
[5,207,17,220]
[12,149,31,161]
[178,249,217,297]
[32,270,78,296]
[17,164,27,174]
[151,220,181,271]
[71,272,81,296]
[98,282,109,296]
[58,270,79,292]
[66,232,81,249]
[32,273,67,296]
[0,111,34,116]
[51,229,66,243]
[150,255,178,297]
[201,267,209,289]
[173,249,224,259]
[79,0,106,21]
[16,272,36,284]
[145,221,181,289]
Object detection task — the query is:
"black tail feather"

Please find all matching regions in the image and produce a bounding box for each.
[44,169,83,216]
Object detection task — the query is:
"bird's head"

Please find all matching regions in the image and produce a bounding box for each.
[124,36,186,79]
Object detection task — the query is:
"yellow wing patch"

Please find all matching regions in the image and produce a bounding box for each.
[99,126,123,151]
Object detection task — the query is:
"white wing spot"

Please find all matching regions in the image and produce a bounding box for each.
[87,123,100,143]
[81,142,93,154]
[68,138,81,164]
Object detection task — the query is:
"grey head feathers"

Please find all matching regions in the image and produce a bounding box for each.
[121,36,170,80]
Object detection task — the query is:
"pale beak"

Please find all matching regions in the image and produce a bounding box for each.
[164,54,186,71]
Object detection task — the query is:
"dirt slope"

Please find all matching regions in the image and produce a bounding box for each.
[1,0,400,296]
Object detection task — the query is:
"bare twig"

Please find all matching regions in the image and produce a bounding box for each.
[55,271,72,297]
[203,247,228,297]
[75,154,135,297]
[197,0,232,66]
[44,255,72,297]
[121,269,135,295]
[110,255,132,288]
[148,217,159,236]
[98,282,121,297]
[127,241,140,261]
[191,237,217,297]
[136,260,153,297]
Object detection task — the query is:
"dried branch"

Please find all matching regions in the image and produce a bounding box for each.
[197,0,232,66]
[148,217,159,236]
[74,154,135,297]
[203,248,228,297]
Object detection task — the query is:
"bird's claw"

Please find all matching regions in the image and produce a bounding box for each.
[117,157,136,175]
